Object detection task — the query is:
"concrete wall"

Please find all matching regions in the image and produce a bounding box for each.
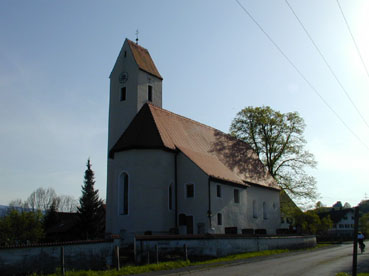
[135,235,316,259]
[0,241,116,275]
[108,150,175,242]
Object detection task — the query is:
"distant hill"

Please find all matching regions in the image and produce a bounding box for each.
[0,205,9,217]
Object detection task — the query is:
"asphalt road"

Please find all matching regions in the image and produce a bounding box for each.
[164,244,369,276]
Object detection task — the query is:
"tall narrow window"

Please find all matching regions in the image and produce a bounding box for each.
[253,200,257,218]
[234,189,239,203]
[169,184,173,210]
[148,85,153,101]
[217,213,222,225]
[120,87,126,101]
[124,50,127,57]
[263,202,267,219]
[216,185,221,197]
[186,184,194,198]
[119,172,129,215]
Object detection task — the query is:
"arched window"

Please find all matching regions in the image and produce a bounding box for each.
[253,200,257,218]
[119,172,129,215]
[263,202,267,219]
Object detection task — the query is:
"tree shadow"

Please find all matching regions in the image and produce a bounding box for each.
[209,130,276,188]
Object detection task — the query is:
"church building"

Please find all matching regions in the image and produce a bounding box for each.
[105,39,281,242]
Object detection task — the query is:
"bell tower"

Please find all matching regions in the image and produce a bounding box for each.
[106,39,163,235]
[107,39,163,152]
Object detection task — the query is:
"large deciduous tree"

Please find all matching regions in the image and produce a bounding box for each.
[230,106,317,203]
[77,159,105,239]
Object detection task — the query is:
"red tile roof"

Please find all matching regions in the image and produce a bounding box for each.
[111,104,279,190]
[127,39,163,80]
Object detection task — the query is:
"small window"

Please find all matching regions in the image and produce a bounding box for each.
[253,200,257,218]
[217,213,222,225]
[119,172,128,215]
[217,185,221,197]
[120,87,126,101]
[124,51,127,57]
[234,189,239,203]
[263,202,267,219]
[168,184,172,210]
[148,85,153,101]
[186,184,194,198]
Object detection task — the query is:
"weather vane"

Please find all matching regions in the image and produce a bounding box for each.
[135,29,139,45]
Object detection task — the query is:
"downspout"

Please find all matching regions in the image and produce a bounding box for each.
[174,151,178,231]
[207,177,212,231]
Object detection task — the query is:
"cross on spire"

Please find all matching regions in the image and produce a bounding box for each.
[135,29,139,45]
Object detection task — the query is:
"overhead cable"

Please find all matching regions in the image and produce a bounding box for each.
[285,0,369,131]
[234,0,369,151]
[336,0,369,82]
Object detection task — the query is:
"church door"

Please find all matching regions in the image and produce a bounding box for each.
[186,216,193,234]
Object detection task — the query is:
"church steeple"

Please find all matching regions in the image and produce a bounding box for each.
[108,39,163,151]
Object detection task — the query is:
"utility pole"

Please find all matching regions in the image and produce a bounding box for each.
[352,206,359,276]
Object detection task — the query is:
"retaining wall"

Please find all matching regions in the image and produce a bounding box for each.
[135,234,316,261]
[0,240,116,275]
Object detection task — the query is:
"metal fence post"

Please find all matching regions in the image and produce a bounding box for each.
[147,250,150,265]
[184,244,188,261]
[155,244,159,264]
[60,246,65,276]
[133,236,137,264]
[352,206,359,276]
[115,245,120,270]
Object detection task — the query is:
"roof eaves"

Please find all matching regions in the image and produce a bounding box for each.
[209,176,249,188]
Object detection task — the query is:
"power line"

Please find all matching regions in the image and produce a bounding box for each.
[285,0,369,131]
[234,0,369,151]
[336,0,369,82]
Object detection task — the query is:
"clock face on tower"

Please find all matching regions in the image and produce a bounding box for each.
[119,72,128,83]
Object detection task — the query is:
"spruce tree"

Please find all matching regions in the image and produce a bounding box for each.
[77,159,104,239]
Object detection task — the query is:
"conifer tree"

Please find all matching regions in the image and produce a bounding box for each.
[77,159,104,239]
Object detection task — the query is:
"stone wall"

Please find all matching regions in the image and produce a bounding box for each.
[0,240,116,275]
[135,234,316,261]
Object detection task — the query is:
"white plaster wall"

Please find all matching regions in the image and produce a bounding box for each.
[106,40,163,235]
[177,153,209,234]
[137,70,162,110]
[108,150,175,242]
[334,210,355,230]
[211,182,248,233]
[108,40,140,151]
[246,185,281,234]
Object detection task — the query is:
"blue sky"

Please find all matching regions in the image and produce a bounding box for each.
[1,0,369,208]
